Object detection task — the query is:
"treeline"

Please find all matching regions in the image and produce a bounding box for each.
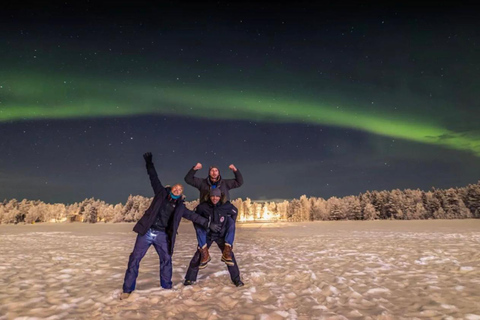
[1,181,480,224]
[0,195,198,224]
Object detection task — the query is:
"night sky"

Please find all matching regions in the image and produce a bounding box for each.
[1,2,479,204]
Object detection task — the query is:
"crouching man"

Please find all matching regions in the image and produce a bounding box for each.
[184,188,244,287]
[120,153,220,300]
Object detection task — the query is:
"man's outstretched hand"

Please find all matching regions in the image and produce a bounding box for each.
[143,152,153,165]
[209,222,221,233]
[229,164,237,172]
[193,163,202,170]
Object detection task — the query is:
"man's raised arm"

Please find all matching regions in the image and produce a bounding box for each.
[225,164,243,189]
[184,162,203,189]
[144,152,164,195]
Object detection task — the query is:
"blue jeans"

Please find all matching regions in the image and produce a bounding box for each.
[195,216,235,248]
[122,229,172,292]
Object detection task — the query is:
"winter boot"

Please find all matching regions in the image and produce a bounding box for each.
[221,243,234,266]
[184,280,195,286]
[120,292,131,300]
[234,279,244,287]
[199,244,211,269]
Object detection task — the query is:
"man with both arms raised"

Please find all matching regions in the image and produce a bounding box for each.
[183,162,244,287]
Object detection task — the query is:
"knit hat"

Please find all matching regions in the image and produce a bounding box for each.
[210,188,222,197]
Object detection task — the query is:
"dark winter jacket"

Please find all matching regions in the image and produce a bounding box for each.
[184,167,243,202]
[133,162,209,254]
[195,200,238,234]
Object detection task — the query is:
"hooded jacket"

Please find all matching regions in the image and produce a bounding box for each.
[133,162,209,255]
[184,167,243,203]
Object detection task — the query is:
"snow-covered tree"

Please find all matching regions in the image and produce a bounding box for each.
[112,203,125,222]
[99,204,114,222]
[327,197,344,220]
[242,198,253,221]
[342,195,362,220]
[464,182,480,218]
[311,197,328,221]
[414,203,428,220]
[25,205,42,224]
[363,203,378,220]
[276,201,289,220]
[299,195,311,221]
[444,188,471,219]
[252,202,262,220]
[83,203,98,223]
[287,199,302,221]
[0,205,7,224]
[423,191,440,219]
[1,199,22,224]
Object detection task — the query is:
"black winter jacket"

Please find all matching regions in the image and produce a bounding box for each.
[184,168,243,202]
[195,201,238,234]
[133,162,209,254]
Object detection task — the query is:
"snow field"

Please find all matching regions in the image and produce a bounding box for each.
[0,220,479,319]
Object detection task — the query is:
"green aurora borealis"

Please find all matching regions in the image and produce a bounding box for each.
[2,72,479,156]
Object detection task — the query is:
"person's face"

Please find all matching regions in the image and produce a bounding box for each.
[209,168,219,179]
[210,195,220,205]
[171,184,183,196]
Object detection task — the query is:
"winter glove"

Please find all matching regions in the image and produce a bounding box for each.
[143,152,153,165]
[208,222,221,233]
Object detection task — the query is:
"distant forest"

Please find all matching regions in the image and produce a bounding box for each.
[1,181,480,224]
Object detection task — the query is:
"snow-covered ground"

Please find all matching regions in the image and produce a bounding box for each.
[1,220,480,319]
